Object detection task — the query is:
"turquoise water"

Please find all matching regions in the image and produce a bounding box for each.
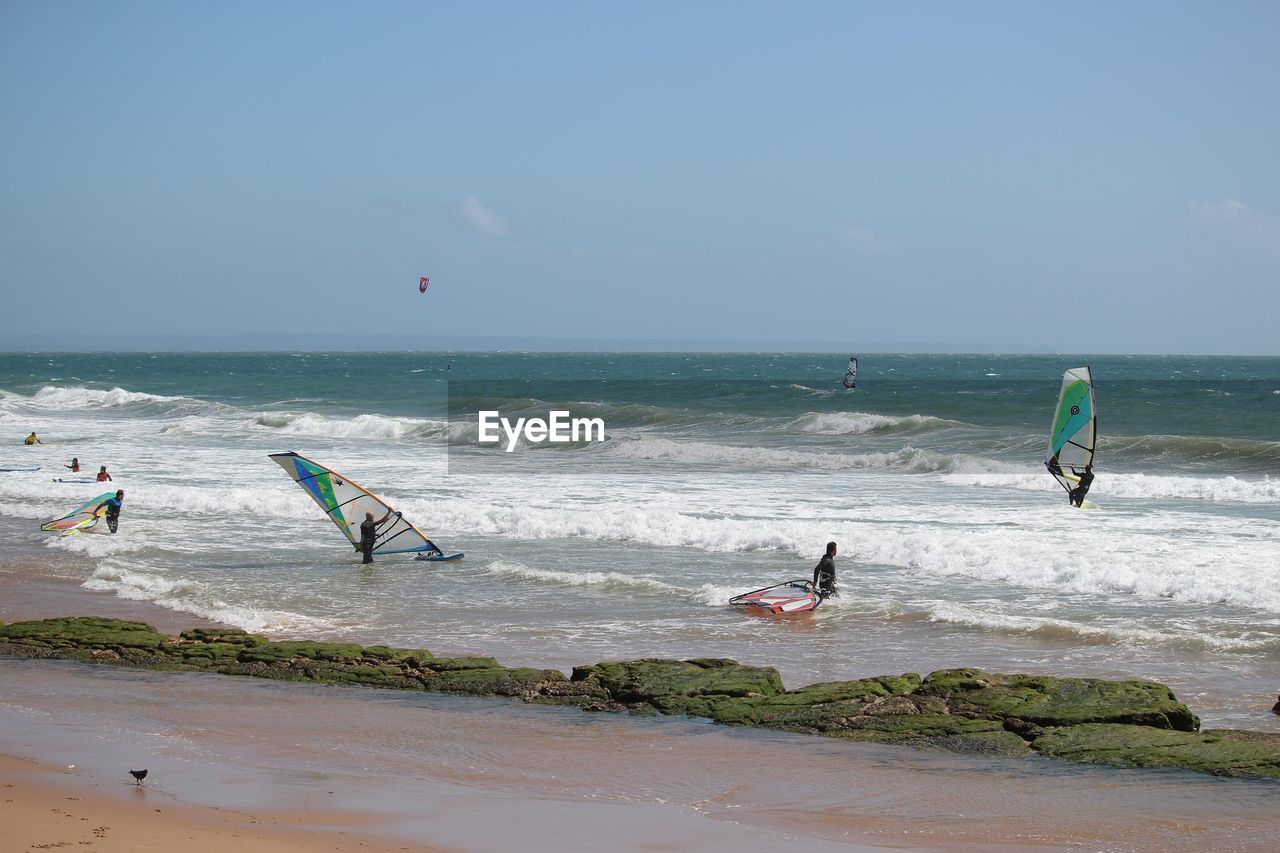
[1,352,1277,730]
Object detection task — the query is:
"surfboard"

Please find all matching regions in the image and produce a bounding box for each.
[0,466,40,472]
[415,552,465,562]
[53,477,96,483]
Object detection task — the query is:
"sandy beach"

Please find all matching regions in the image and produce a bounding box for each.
[4,564,1280,852]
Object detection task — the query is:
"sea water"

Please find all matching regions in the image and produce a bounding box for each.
[0,352,1277,730]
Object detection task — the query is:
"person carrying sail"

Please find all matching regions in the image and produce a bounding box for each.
[812,541,838,597]
[99,490,124,534]
[359,508,395,564]
[24,432,41,445]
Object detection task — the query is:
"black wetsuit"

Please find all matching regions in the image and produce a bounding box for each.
[1069,469,1095,507]
[359,518,377,564]
[812,554,837,597]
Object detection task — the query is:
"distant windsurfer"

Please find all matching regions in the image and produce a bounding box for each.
[24,432,41,445]
[66,458,80,473]
[812,541,838,598]
[100,490,124,534]
[1068,465,1095,508]
[96,465,112,482]
[359,509,395,564]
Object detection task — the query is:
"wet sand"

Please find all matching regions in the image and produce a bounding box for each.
[3,567,1280,850]
[0,754,422,852]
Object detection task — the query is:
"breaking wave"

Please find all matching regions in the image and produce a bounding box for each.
[786,411,962,436]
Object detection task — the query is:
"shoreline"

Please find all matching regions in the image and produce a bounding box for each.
[3,567,1280,850]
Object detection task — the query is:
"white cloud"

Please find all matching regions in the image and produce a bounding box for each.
[459,196,511,238]
[1187,199,1280,252]
[836,224,895,253]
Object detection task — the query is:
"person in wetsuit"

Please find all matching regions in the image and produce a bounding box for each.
[1068,465,1095,507]
[66,458,80,473]
[24,432,41,445]
[96,466,112,482]
[101,490,124,534]
[358,508,395,564]
[812,541,838,598]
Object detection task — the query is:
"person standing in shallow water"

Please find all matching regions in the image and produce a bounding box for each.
[66,458,80,473]
[812,541,838,597]
[100,490,124,534]
[96,465,112,482]
[359,509,394,564]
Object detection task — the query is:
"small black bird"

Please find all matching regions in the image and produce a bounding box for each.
[129,769,148,786]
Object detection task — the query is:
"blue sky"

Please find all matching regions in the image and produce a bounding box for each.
[2,1,1277,352]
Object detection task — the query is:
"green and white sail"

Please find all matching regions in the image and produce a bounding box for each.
[1046,366,1096,495]
[269,451,440,556]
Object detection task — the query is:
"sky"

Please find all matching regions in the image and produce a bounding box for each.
[1,1,1278,353]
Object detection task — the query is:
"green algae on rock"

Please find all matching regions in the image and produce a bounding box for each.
[2,617,1276,779]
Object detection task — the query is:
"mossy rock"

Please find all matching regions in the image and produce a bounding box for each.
[1032,724,1280,778]
[920,669,1199,731]
[702,674,925,728]
[0,617,166,651]
[179,627,266,647]
[176,643,250,664]
[427,666,566,697]
[424,656,502,672]
[362,645,434,664]
[237,641,366,664]
[572,658,784,706]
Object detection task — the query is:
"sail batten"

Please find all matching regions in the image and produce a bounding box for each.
[269,452,440,555]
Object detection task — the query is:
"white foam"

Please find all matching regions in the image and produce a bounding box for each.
[83,564,332,635]
[608,437,947,472]
[254,412,445,441]
[943,467,1280,503]
[483,560,682,595]
[786,411,957,435]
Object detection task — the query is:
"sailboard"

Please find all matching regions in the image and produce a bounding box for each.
[1045,366,1097,503]
[0,466,40,472]
[729,579,823,614]
[268,451,461,559]
[842,356,858,390]
[40,492,115,534]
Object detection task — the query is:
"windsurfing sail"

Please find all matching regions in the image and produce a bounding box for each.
[729,579,823,614]
[268,452,444,556]
[40,492,114,533]
[1046,366,1096,499]
[842,356,858,390]
[419,276,430,294]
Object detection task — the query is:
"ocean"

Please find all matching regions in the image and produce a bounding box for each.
[1,352,1277,731]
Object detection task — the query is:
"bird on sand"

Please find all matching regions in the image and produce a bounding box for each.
[129,769,148,786]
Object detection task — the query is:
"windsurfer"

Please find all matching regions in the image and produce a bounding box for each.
[1069,465,1095,507]
[812,541,838,597]
[359,509,394,564]
[24,432,41,445]
[101,490,124,534]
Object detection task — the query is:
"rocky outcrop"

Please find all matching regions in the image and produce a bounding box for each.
[2,617,1276,779]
